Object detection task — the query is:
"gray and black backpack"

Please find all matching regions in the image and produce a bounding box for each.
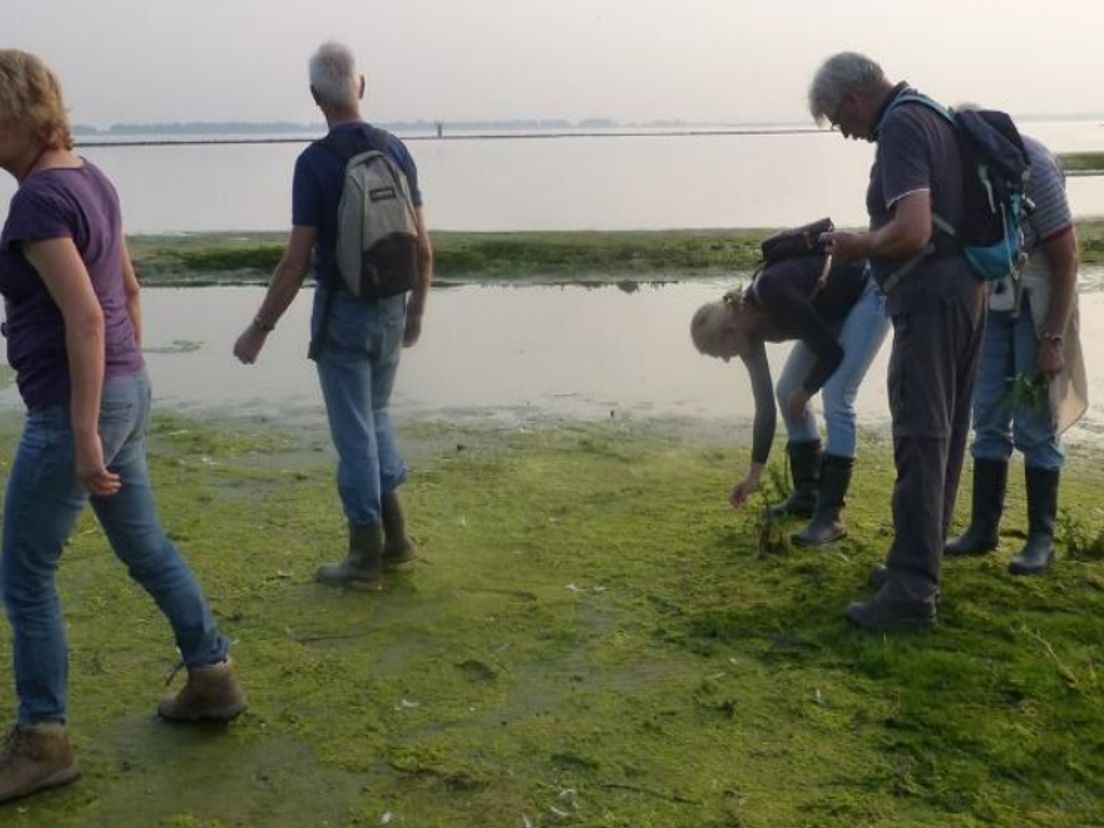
[321,127,419,299]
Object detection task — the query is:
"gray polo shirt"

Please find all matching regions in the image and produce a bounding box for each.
[866,89,978,316]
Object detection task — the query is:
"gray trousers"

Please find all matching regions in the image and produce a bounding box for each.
[885,285,986,601]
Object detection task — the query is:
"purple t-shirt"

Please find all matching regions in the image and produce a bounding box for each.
[0,162,144,411]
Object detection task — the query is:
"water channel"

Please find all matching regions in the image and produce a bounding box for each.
[5,279,1102,450]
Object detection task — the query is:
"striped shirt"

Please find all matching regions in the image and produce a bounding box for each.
[1022,134,1072,253]
[989,134,1073,310]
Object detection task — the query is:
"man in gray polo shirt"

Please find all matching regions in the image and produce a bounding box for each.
[808,52,986,631]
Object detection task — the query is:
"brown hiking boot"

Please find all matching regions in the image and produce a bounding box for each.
[381,490,417,570]
[0,723,80,804]
[158,658,247,723]
[316,522,385,589]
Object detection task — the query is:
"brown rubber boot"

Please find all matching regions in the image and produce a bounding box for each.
[381,490,417,570]
[315,522,385,589]
[0,722,80,804]
[158,658,247,723]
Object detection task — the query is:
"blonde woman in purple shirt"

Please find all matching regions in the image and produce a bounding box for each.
[0,51,244,804]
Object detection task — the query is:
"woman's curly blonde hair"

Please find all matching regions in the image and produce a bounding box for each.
[0,50,72,151]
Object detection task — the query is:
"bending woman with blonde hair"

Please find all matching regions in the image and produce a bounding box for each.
[0,50,244,804]
[691,254,888,544]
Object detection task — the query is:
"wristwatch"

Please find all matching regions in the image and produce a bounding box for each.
[1040,329,1063,345]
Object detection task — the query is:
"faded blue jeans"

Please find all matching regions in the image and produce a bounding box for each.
[1,369,228,725]
[312,286,408,526]
[970,295,1063,470]
[775,277,890,458]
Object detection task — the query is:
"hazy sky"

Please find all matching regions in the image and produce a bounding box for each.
[11,0,1104,126]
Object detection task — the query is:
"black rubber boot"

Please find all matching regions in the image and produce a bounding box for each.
[869,562,888,590]
[1009,466,1060,576]
[315,522,384,590]
[792,454,853,546]
[845,581,937,632]
[766,440,822,519]
[381,490,418,570]
[945,457,1009,556]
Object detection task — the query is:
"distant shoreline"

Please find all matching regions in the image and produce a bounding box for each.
[71,112,1104,139]
[73,119,820,140]
[127,222,1104,288]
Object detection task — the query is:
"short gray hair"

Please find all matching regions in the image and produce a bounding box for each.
[808,52,885,124]
[309,41,360,107]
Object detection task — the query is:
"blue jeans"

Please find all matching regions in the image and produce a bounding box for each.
[775,278,889,458]
[970,296,1063,470]
[1,369,228,725]
[312,287,408,526]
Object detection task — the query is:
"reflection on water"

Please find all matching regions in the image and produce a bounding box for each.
[2,282,1101,447]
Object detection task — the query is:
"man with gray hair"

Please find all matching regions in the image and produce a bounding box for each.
[234,41,433,589]
[808,52,985,631]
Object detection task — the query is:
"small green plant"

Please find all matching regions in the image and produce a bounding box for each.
[752,462,792,557]
[1009,371,1049,409]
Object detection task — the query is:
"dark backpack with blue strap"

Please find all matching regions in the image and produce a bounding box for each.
[879,93,1032,284]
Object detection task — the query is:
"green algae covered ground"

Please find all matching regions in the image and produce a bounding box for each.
[1,415,1103,827]
[1058,152,1104,174]
[123,222,1104,288]
[125,229,768,287]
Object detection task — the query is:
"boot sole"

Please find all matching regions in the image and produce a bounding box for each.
[382,552,418,571]
[0,765,81,804]
[344,579,385,592]
[791,529,846,547]
[845,610,936,633]
[314,571,384,591]
[158,700,248,723]
[1008,560,1052,576]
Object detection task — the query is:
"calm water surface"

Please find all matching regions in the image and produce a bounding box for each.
[2,123,1103,233]
[4,282,1102,449]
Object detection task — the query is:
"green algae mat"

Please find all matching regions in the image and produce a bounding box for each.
[1,416,1102,827]
[122,224,1104,288]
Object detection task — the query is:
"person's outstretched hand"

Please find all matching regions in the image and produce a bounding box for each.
[730,474,761,509]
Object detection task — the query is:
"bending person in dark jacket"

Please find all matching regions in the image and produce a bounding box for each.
[691,254,889,544]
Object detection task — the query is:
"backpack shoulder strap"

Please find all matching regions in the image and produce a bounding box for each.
[810,254,834,299]
[878,91,955,136]
[876,92,960,251]
[316,124,390,164]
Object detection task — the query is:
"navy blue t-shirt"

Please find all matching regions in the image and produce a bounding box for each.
[292,121,422,286]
